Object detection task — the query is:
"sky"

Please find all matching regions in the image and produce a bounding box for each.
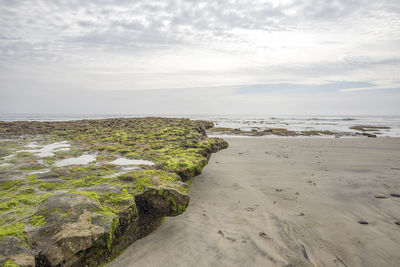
[0,0,399,115]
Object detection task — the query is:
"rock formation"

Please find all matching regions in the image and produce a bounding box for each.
[0,118,227,266]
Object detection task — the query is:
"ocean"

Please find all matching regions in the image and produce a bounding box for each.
[1,114,400,137]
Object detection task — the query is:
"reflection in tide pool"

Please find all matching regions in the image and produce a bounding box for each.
[0,163,12,168]
[110,158,155,166]
[19,141,70,157]
[54,154,96,167]
[29,169,50,175]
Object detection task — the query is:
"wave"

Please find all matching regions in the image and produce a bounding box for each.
[270,117,357,121]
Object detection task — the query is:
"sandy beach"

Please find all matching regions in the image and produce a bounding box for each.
[108,137,400,267]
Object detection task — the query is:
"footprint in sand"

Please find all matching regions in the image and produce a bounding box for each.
[307,180,317,186]
[231,183,244,190]
[259,232,271,240]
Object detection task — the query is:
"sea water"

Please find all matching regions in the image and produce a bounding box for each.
[189,115,400,137]
[1,114,399,137]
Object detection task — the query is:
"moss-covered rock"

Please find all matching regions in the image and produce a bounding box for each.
[0,118,227,266]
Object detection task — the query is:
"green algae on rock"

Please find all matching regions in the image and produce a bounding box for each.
[207,126,381,137]
[0,118,227,267]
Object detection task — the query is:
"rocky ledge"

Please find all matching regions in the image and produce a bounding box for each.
[0,118,228,267]
[207,126,391,138]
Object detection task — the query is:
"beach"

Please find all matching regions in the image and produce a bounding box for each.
[108,137,400,267]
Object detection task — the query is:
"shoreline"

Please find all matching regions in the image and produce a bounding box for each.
[208,134,396,139]
[1,114,399,137]
[108,137,400,267]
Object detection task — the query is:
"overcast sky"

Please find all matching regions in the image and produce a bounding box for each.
[0,0,399,115]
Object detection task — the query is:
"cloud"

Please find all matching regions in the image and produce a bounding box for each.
[340,86,400,92]
[0,0,399,114]
[236,82,376,94]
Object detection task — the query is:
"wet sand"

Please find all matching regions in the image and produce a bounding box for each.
[108,137,400,267]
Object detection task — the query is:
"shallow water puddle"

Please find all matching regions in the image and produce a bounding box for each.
[54,154,96,167]
[2,154,15,160]
[19,141,70,157]
[122,166,143,171]
[107,166,143,178]
[25,142,42,148]
[29,169,50,175]
[110,158,155,166]
[0,163,12,168]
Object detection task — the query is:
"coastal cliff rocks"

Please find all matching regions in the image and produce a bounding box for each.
[0,118,227,266]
